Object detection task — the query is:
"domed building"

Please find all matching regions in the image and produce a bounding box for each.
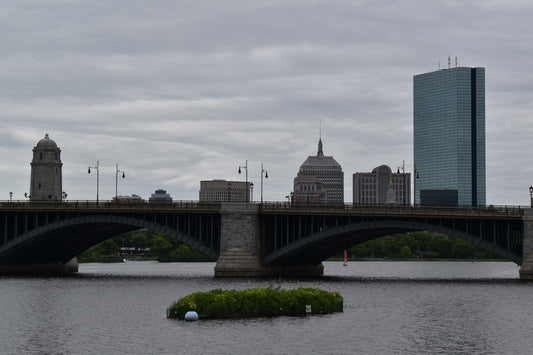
[30,134,63,201]
[293,138,344,205]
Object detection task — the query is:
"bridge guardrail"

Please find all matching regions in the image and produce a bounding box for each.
[0,200,526,218]
[0,200,224,212]
[258,202,526,218]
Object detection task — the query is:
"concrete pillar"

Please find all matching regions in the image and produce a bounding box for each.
[214,204,324,277]
[214,203,264,277]
[520,209,533,280]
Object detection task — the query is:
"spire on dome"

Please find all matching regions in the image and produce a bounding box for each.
[317,138,324,156]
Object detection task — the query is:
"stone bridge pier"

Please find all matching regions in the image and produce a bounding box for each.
[214,204,323,277]
[520,209,533,280]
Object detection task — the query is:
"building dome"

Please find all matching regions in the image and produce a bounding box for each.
[294,138,344,204]
[299,139,341,169]
[35,133,58,149]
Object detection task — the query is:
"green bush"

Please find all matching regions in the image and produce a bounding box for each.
[167,287,343,320]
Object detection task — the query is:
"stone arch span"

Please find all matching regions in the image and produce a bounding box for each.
[0,214,219,265]
[262,220,521,266]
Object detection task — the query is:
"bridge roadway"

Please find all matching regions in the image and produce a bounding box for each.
[0,201,532,278]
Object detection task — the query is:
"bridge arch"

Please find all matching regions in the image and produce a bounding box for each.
[262,220,521,266]
[0,214,219,265]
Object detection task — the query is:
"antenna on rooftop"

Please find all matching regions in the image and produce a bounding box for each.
[455,56,458,67]
[448,56,451,69]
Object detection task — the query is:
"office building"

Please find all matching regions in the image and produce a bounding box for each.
[199,180,251,202]
[292,176,325,204]
[149,189,173,203]
[353,165,411,205]
[293,139,343,204]
[413,66,486,206]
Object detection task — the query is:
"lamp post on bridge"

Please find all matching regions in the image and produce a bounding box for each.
[115,164,125,201]
[529,185,533,208]
[250,182,254,203]
[88,160,100,205]
[260,163,268,204]
[414,164,420,207]
[9,191,12,202]
[238,160,249,202]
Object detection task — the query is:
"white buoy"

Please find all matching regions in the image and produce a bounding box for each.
[184,311,199,321]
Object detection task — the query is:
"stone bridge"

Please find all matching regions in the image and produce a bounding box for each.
[1,201,532,279]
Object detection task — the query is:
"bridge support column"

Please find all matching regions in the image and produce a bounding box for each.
[214,204,324,277]
[215,204,263,277]
[520,209,533,280]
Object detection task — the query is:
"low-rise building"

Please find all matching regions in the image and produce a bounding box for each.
[149,189,173,203]
[292,176,325,204]
[353,165,411,205]
[199,180,251,202]
[112,194,145,203]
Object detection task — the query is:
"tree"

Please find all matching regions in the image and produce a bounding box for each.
[452,240,474,259]
[400,245,412,258]
[349,244,370,258]
[431,236,454,258]
[94,239,119,256]
[150,235,173,261]
[131,233,150,250]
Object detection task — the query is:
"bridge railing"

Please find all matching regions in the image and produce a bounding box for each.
[0,200,223,212]
[0,200,527,218]
[258,202,525,218]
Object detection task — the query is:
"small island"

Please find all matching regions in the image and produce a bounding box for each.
[167,287,343,320]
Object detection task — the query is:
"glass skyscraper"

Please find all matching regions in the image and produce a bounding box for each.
[413,66,486,207]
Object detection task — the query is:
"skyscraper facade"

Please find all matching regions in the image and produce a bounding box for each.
[413,66,486,207]
[293,139,344,204]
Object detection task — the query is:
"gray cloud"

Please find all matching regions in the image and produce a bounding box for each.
[1,0,532,205]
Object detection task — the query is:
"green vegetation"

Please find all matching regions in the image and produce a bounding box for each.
[344,232,501,260]
[80,230,500,264]
[78,229,212,263]
[167,286,343,320]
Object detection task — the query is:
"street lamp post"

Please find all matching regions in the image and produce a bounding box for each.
[115,164,125,200]
[9,191,12,202]
[529,185,533,208]
[260,163,268,204]
[250,182,254,203]
[238,160,249,202]
[88,160,100,205]
[414,164,420,207]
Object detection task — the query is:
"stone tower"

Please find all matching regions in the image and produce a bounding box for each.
[30,134,63,201]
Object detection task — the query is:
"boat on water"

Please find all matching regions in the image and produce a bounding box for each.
[343,249,348,266]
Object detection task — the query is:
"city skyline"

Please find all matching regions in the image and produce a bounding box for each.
[0,2,532,205]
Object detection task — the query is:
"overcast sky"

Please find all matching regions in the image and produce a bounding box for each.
[1,0,532,205]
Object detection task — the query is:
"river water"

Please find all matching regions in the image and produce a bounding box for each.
[1,261,532,355]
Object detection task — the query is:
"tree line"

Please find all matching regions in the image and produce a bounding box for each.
[78,229,212,262]
[346,231,500,260]
[79,229,501,262]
